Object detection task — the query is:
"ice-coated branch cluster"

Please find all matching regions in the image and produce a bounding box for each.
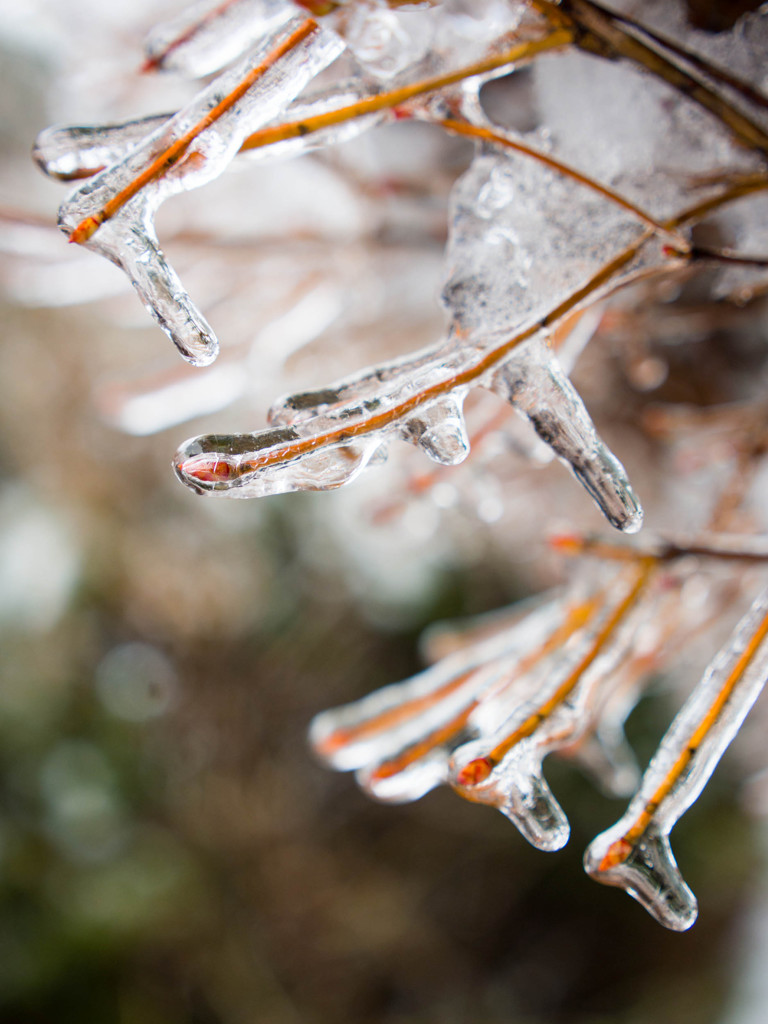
[32,0,768,932]
[313,536,768,930]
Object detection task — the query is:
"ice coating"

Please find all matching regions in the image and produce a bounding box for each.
[616,0,768,107]
[175,426,388,496]
[453,739,572,850]
[58,16,345,365]
[338,0,435,82]
[176,316,643,530]
[33,116,171,183]
[238,79,389,164]
[538,0,768,189]
[531,45,765,222]
[35,78,384,187]
[310,593,574,798]
[399,392,470,466]
[490,337,643,532]
[336,0,530,83]
[311,557,661,849]
[143,0,293,76]
[585,585,768,931]
[441,145,649,343]
[448,561,653,849]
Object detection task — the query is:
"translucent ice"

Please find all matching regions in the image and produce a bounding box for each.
[336,0,529,83]
[451,738,572,851]
[400,393,470,466]
[311,593,572,800]
[35,77,386,187]
[175,426,389,496]
[311,554,665,849]
[34,115,171,183]
[143,0,293,76]
[58,15,344,365]
[531,4,768,220]
[490,337,643,532]
[448,562,653,849]
[441,144,649,343]
[176,316,643,531]
[586,585,768,930]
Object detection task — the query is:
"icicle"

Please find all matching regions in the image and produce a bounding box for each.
[58,16,344,365]
[490,337,643,533]
[143,0,294,76]
[585,585,768,931]
[399,392,470,466]
[453,733,572,850]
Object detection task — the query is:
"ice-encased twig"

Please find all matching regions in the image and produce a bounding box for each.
[551,529,768,566]
[34,79,384,186]
[311,592,569,799]
[447,560,654,850]
[174,175,767,516]
[311,558,664,850]
[174,211,663,529]
[41,26,574,187]
[545,0,768,156]
[34,116,171,183]
[58,16,344,365]
[174,329,643,529]
[142,0,293,76]
[235,27,574,154]
[585,585,768,931]
[434,116,686,249]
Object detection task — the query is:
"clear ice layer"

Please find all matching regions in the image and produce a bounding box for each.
[446,564,652,849]
[489,337,642,532]
[441,144,648,343]
[311,562,658,849]
[34,78,386,186]
[586,585,768,930]
[335,0,529,83]
[57,15,345,365]
[143,0,294,76]
[34,116,171,183]
[175,331,643,532]
[311,592,571,796]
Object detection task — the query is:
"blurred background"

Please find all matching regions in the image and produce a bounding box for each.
[2,1,768,1022]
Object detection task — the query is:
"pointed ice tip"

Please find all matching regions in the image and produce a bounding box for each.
[585,828,698,931]
[504,772,570,852]
[177,331,219,367]
[618,502,644,535]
